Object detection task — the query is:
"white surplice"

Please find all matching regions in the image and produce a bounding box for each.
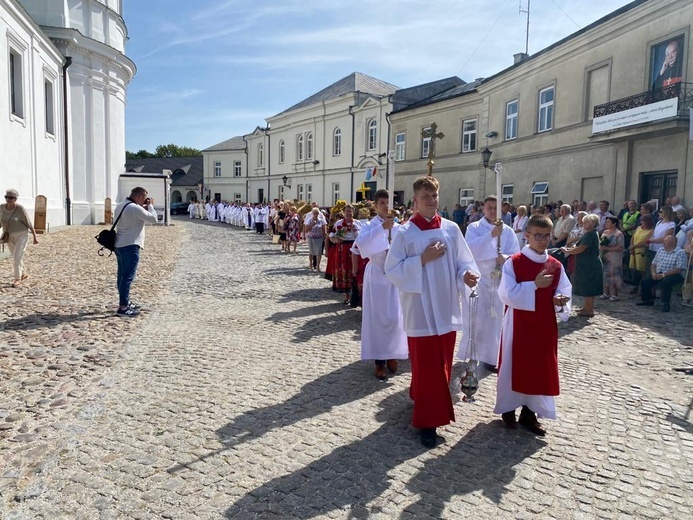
[494,246,572,419]
[458,218,520,365]
[355,216,408,361]
[384,218,479,337]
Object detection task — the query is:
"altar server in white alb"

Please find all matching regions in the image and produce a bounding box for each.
[354,189,408,380]
[458,195,519,371]
[495,214,572,436]
[385,176,479,449]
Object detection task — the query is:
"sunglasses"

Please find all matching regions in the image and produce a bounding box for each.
[4,196,16,200]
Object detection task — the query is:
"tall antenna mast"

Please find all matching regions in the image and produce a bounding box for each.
[519,0,530,55]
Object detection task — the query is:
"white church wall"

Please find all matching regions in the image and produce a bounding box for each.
[1,0,65,226]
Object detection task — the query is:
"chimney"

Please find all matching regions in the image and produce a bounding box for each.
[514,52,529,64]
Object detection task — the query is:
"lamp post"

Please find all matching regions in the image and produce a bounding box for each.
[481,146,492,169]
[281,175,290,187]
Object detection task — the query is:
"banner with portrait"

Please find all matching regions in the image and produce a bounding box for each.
[650,35,685,90]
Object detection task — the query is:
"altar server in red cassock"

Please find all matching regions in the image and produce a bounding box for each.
[495,214,572,436]
[385,176,479,448]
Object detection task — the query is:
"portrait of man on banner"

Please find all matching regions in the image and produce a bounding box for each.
[650,35,685,90]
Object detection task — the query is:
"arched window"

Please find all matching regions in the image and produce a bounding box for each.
[278,139,285,163]
[333,128,341,156]
[297,134,304,161]
[368,119,377,150]
[258,143,264,167]
[306,132,313,160]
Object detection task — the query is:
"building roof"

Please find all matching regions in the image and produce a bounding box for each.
[124,156,203,187]
[272,72,399,117]
[203,135,247,152]
[391,76,468,112]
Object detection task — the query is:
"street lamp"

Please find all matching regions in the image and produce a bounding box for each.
[481,147,492,169]
[281,175,290,187]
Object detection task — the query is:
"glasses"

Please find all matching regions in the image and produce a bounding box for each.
[4,196,16,200]
[527,232,552,241]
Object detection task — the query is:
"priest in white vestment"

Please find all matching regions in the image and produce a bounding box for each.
[458,196,519,369]
[354,190,408,380]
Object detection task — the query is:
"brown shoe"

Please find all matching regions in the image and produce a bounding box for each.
[519,407,546,436]
[501,411,518,429]
[386,359,398,374]
[374,365,387,380]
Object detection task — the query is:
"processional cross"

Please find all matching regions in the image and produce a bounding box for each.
[356,182,371,200]
[421,122,445,176]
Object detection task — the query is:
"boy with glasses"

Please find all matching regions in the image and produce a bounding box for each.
[495,214,572,436]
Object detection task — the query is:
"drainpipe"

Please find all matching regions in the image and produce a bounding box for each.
[242,134,249,202]
[348,91,361,201]
[266,126,270,204]
[62,56,73,224]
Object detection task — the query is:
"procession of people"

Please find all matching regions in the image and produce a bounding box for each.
[174,172,693,448]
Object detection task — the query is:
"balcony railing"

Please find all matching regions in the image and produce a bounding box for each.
[594,82,692,119]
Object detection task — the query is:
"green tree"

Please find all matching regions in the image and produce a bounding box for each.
[126,149,156,159]
[154,144,203,157]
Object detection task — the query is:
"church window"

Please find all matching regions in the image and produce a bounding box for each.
[45,79,55,135]
[395,133,405,161]
[462,119,477,153]
[234,160,242,177]
[306,132,313,160]
[332,182,340,204]
[306,184,313,202]
[234,193,242,203]
[297,184,304,201]
[278,140,285,163]
[214,161,222,177]
[9,48,24,118]
[368,119,377,150]
[502,184,513,204]
[333,128,341,156]
[297,134,304,161]
[258,143,264,167]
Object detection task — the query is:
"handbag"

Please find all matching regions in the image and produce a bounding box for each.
[95,202,132,256]
[1,207,19,243]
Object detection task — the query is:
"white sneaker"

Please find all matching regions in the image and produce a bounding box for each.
[609,296,619,302]
[599,294,610,300]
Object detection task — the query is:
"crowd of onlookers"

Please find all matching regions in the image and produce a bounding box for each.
[188,194,693,314]
[451,196,693,313]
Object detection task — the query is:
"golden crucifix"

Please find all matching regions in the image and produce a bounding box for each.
[356,182,371,199]
[421,122,445,176]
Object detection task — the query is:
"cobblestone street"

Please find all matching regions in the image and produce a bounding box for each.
[1,219,691,519]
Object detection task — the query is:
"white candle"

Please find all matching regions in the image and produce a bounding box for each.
[494,162,503,221]
[388,152,395,211]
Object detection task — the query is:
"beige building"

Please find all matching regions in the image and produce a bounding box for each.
[206,73,398,206]
[202,136,247,203]
[388,0,692,211]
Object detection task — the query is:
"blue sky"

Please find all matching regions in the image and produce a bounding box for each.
[124,0,634,153]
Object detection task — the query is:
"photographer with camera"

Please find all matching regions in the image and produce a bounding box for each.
[113,187,158,317]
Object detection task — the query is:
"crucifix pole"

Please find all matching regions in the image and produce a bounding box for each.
[422,122,445,177]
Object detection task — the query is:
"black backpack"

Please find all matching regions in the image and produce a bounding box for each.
[96,202,132,256]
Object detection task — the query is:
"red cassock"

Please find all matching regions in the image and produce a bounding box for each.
[502,253,561,396]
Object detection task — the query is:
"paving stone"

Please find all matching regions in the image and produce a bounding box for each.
[1,220,691,519]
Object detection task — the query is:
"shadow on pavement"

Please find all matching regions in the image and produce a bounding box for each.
[167,361,387,475]
[0,310,113,331]
[291,308,361,344]
[278,287,338,304]
[224,391,543,519]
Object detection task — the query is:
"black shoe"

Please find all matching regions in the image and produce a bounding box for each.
[420,428,437,448]
[116,307,140,318]
[128,302,142,312]
[662,303,670,312]
[518,407,546,436]
[636,300,654,306]
[501,411,518,429]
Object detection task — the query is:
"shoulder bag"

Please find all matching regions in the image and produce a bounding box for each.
[95,202,132,256]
